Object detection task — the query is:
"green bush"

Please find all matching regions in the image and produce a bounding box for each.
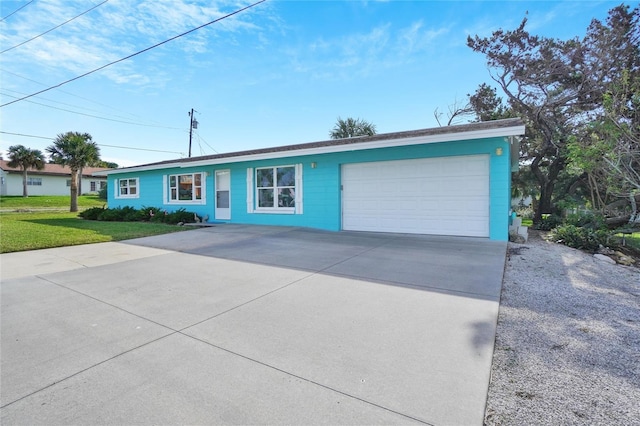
[78,206,198,224]
[79,206,105,220]
[95,206,142,222]
[564,212,606,229]
[97,185,108,200]
[164,208,196,225]
[550,224,611,252]
[534,214,563,231]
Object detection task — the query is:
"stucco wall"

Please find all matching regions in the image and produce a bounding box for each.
[2,173,106,196]
[108,136,512,240]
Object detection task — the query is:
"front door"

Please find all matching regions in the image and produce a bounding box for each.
[215,170,230,220]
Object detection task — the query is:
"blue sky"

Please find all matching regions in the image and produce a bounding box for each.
[0,0,628,167]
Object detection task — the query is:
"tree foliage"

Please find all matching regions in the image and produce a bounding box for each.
[47,132,101,212]
[467,4,640,223]
[329,117,377,139]
[7,144,45,197]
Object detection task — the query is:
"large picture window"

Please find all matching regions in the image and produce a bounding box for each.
[116,178,138,198]
[256,166,296,209]
[168,173,203,203]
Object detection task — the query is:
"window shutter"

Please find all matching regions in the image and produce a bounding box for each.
[114,179,119,199]
[295,163,303,214]
[246,168,253,213]
[162,175,168,204]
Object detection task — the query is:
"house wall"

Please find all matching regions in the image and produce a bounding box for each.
[2,173,107,196]
[108,136,512,240]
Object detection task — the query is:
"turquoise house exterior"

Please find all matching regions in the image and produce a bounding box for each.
[100,119,524,241]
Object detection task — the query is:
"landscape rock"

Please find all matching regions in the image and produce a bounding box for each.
[594,253,616,264]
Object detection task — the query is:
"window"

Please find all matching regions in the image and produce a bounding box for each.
[116,178,139,198]
[90,181,97,192]
[247,164,302,214]
[27,177,42,186]
[66,180,72,187]
[100,181,107,190]
[256,166,296,209]
[168,173,204,203]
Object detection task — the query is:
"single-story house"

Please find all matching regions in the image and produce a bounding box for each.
[99,118,525,240]
[0,160,111,196]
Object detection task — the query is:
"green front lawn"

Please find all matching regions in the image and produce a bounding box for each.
[0,211,188,253]
[0,195,106,210]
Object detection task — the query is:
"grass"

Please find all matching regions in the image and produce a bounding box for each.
[617,231,640,250]
[0,211,188,253]
[0,195,106,210]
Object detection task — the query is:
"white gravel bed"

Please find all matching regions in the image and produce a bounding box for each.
[484,231,640,425]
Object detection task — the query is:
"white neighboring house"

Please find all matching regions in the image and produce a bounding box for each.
[0,160,112,196]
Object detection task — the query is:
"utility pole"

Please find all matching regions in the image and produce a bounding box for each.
[188,108,198,157]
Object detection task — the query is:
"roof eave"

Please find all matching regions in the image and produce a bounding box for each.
[102,120,525,176]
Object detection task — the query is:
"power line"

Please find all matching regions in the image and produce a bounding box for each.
[1,0,109,54]
[0,90,185,130]
[0,0,267,108]
[0,131,184,155]
[0,1,34,22]
[0,68,179,127]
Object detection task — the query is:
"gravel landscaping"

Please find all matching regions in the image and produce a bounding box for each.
[485,231,640,425]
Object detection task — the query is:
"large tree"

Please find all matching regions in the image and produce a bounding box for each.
[329,117,377,139]
[467,4,639,224]
[47,132,100,212]
[7,145,45,197]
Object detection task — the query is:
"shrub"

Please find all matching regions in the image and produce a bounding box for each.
[550,224,611,252]
[564,212,606,229]
[79,206,105,220]
[164,208,196,225]
[141,206,169,222]
[534,214,563,231]
[96,206,142,222]
[77,206,198,224]
[98,185,108,200]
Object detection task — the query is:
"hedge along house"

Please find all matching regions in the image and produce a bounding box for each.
[99,118,525,241]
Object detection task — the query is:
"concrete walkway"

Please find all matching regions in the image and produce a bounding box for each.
[1,225,507,425]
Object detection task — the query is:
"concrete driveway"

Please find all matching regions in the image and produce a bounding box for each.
[1,225,506,425]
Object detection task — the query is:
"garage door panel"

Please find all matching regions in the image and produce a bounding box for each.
[342,155,489,237]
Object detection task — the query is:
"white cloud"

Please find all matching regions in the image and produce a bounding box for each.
[0,0,269,88]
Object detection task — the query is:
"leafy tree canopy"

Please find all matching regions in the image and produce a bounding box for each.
[467,4,639,223]
[47,131,101,212]
[7,144,45,197]
[329,117,377,139]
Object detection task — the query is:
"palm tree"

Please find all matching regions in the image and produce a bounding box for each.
[47,132,100,212]
[329,117,377,139]
[7,145,46,197]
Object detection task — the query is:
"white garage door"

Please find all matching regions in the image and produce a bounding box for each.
[342,155,490,237]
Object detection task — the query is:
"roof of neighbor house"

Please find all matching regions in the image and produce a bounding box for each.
[100,118,525,175]
[0,160,112,177]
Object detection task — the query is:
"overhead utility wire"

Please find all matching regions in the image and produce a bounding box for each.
[1,0,109,54]
[1,68,178,127]
[0,131,184,155]
[0,0,267,108]
[0,91,185,130]
[0,1,34,22]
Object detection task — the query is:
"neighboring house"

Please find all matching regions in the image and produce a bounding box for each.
[100,118,525,240]
[0,160,112,196]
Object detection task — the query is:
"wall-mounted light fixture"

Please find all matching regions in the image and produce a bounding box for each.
[311,162,317,168]
[495,147,503,156]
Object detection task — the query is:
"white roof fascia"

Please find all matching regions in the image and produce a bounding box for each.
[99,124,525,176]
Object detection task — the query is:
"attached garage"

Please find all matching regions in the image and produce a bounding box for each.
[103,118,525,241]
[342,155,490,237]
